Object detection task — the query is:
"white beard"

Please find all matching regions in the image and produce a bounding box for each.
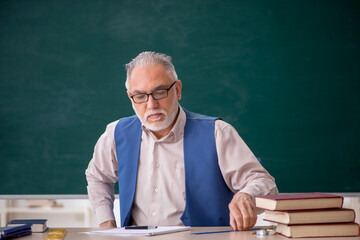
[133,93,179,132]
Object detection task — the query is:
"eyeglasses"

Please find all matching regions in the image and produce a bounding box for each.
[130,81,177,104]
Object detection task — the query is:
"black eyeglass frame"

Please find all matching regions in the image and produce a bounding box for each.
[130,80,177,104]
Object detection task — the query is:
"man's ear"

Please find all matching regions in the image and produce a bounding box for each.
[127,91,132,100]
[176,80,182,100]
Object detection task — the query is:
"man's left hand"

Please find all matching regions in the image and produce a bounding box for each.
[228,192,257,230]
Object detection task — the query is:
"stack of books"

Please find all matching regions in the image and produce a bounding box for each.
[255,192,360,238]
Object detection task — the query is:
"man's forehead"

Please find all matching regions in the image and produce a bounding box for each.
[128,64,173,89]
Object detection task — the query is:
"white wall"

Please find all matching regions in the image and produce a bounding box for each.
[1,194,359,228]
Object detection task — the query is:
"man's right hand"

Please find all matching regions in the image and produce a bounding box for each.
[99,220,117,229]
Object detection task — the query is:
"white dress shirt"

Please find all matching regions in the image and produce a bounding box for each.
[85,106,278,225]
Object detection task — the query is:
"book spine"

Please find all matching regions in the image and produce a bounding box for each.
[352,208,356,222]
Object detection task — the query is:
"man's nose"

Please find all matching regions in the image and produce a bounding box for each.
[146,94,159,109]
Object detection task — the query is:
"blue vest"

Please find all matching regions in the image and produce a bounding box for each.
[114,109,234,227]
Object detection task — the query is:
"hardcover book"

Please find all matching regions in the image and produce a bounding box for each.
[255,192,343,211]
[0,224,32,239]
[276,222,360,238]
[7,219,48,233]
[264,208,355,224]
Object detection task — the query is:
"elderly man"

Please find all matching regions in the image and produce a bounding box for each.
[85,51,278,230]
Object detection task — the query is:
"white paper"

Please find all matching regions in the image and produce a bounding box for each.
[85,226,191,236]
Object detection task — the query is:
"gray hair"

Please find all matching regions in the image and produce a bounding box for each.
[125,51,178,90]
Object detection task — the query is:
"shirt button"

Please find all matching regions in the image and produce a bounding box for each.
[155,163,160,168]
[154,188,159,193]
[152,211,156,216]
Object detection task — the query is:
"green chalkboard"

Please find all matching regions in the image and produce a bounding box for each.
[1,0,359,194]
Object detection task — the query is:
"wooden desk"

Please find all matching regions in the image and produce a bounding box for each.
[17,227,360,240]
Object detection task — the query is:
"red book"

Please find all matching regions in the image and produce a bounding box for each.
[264,208,356,225]
[255,192,343,211]
[276,222,360,238]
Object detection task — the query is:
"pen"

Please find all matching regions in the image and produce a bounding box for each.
[192,226,274,235]
[125,226,158,230]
